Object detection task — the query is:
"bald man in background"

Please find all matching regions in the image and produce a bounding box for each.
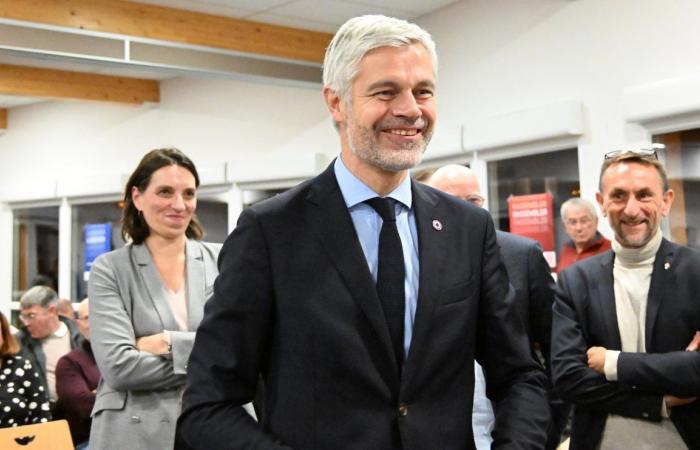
[428,164,566,450]
[57,299,76,321]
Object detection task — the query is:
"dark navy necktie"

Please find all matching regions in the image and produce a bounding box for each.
[365,197,405,367]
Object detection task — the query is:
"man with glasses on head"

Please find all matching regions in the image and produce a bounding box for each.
[428,164,564,450]
[558,197,611,272]
[552,149,700,449]
[15,286,82,416]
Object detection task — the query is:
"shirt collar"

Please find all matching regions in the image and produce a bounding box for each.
[333,156,413,209]
[566,231,604,250]
[51,321,68,338]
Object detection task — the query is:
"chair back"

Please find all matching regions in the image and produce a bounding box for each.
[0,420,73,450]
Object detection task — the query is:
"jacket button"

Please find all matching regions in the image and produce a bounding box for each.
[398,404,408,417]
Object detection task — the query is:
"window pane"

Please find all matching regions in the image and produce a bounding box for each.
[487,148,580,256]
[71,199,229,300]
[197,200,228,244]
[13,207,60,304]
[654,130,700,248]
[71,202,125,301]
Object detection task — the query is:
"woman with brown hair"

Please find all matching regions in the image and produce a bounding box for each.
[88,148,221,449]
[0,311,51,427]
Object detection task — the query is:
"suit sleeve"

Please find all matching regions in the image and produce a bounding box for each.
[617,351,700,398]
[551,269,663,420]
[526,241,555,369]
[477,217,551,449]
[169,331,195,374]
[89,255,185,391]
[177,209,292,450]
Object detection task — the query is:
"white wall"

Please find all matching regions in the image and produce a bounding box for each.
[0,76,336,310]
[6,0,699,202]
[0,77,334,201]
[418,0,700,212]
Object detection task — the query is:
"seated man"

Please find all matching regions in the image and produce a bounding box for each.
[15,286,82,415]
[558,197,611,272]
[56,298,99,450]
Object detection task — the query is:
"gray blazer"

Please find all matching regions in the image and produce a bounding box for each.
[88,239,220,450]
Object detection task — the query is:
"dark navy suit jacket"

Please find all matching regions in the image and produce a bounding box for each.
[552,238,700,449]
[178,163,550,450]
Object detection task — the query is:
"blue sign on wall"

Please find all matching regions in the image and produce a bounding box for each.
[84,223,112,278]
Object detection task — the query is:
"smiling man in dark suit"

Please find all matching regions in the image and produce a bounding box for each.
[552,150,700,449]
[177,14,549,450]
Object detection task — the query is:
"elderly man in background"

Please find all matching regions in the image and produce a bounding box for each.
[56,298,76,321]
[56,298,99,450]
[428,164,565,450]
[15,286,82,415]
[552,150,700,449]
[558,197,611,272]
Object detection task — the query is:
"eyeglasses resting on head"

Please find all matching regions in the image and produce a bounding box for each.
[604,149,658,160]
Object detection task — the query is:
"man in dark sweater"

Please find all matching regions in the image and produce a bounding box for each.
[56,298,99,450]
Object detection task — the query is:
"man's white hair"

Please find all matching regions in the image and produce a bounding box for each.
[323,15,437,101]
[560,197,598,221]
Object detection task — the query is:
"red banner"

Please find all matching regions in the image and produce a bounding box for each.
[507,193,554,252]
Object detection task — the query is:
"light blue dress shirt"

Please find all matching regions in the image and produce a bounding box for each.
[472,362,495,449]
[333,157,420,357]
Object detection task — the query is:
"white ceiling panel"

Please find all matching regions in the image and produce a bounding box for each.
[271,0,403,27]
[344,0,460,17]
[247,12,337,33]
[134,0,254,18]
[67,0,462,28]
[198,0,294,12]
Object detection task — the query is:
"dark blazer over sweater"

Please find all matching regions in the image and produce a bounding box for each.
[178,163,550,450]
[551,238,700,450]
[55,341,99,445]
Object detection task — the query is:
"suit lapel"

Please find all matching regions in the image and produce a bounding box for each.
[304,164,398,375]
[402,183,446,378]
[185,239,206,330]
[645,239,675,351]
[594,252,622,349]
[133,243,178,331]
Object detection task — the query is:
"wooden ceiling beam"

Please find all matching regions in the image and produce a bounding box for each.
[0,0,332,64]
[0,64,159,104]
